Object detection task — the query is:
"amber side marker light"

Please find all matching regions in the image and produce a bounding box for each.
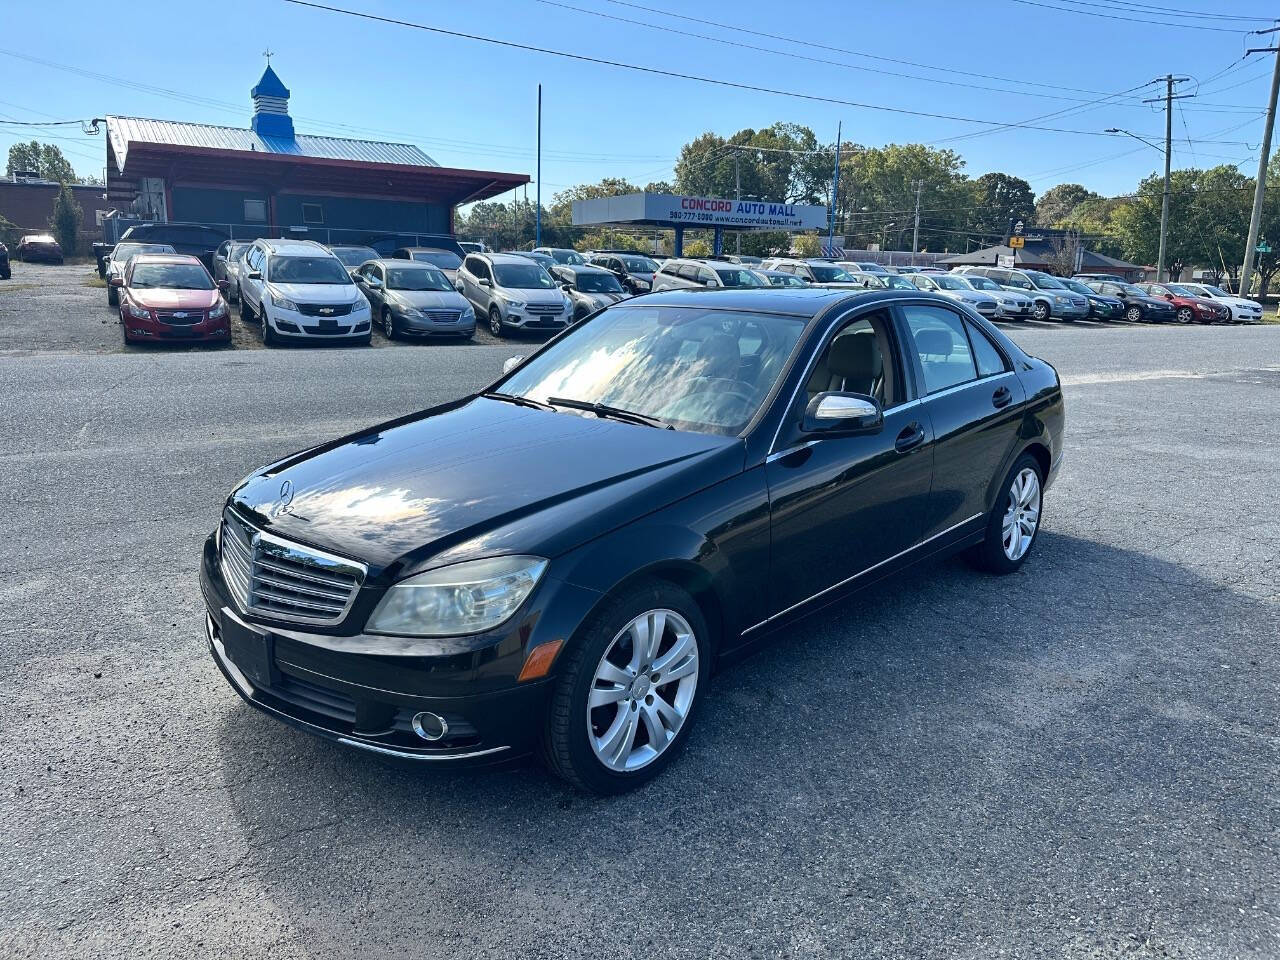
[518,639,564,682]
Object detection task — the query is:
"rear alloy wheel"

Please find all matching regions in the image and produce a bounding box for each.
[1031,301,1050,322]
[542,580,709,793]
[968,454,1043,574]
[382,308,396,340]
[1176,306,1194,324]
[1125,304,1143,323]
[489,306,504,337]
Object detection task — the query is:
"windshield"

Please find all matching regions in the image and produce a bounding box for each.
[767,273,805,286]
[964,276,1000,291]
[882,275,915,290]
[715,268,766,287]
[1059,279,1093,295]
[1166,284,1198,297]
[269,256,352,285]
[495,262,556,289]
[330,246,379,267]
[500,305,807,436]
[621,256,658,273]
[549,249,587,264]
[113,243,173,261]
[412,250,463,270]
[1027,273,1066,290]
[387,266,452,291]
[1001,274,1033,289]
[130,263,213,290]
[933,276,968,290]
[575,272,625,293]
[1200,285,1228,297]
[809,264,855,283]
[1119,283,1147,296]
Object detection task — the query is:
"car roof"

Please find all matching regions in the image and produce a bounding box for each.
[329,244,377,250]
[485,252,543,264]
[635,286,921,316]
[669,258,747,269]
[562,264,613,275]
[381,259,440,269]
[258,238,330,255]
[399,246,454,253]
[130,253,203,266]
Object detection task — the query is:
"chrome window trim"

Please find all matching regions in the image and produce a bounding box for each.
[741,512,985,635]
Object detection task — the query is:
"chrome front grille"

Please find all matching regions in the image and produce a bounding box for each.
[526,303,564,316]
[422,309,460,323]
[219,508,366,625]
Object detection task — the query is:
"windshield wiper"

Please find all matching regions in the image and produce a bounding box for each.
[484,391,555,411]
[546,396,673,429]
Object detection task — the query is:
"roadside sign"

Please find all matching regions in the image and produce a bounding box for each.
[1008,236,1025,249]
[1007,217,1027,250]
[997,254,1016,268]
[1257,242,1272,253]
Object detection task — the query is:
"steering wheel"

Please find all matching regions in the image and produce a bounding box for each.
[686,377,757,407]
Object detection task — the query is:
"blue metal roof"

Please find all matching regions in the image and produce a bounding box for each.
[105,116,439,173]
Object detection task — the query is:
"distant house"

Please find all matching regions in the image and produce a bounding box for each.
[940,228,1145,281]
[101,64,527,247]
[0,174,112,246]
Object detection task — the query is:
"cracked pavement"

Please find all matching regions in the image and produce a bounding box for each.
[1,268,1278,958]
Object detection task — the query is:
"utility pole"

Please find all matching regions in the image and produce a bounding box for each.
[1142,75,1191,282]
[535,84,542,249]
[911,179,923,255]
[734,149,742,255]
[1241,28,1280,298]
[829,122,842,253]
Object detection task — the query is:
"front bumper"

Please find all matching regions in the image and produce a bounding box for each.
[200,531,598,763]
[1052,302,1091,320]
[997,302,1033,319]
[269,302,372,340]
[504,308,571,330]
[396,309,476,337]
[123,311,231,341]
[1231,304,1263,322]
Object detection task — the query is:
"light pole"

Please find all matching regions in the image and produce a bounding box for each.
[1106,126,1169,280]
[880,222,896,250]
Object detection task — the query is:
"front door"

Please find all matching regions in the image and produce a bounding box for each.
[896,303,1025,538]
[765,309,934,616]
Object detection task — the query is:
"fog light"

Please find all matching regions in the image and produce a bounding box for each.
[411,711,448,742]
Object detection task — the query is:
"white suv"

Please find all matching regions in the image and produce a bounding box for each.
[239,238,372,346]
[456,252,573,337]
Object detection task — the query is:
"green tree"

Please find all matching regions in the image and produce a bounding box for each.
[1251,153,1280,295]
[792,233,822,257]
[643,180,675,195]
[834,143,969,252]
[1035,183,1101,227]
[50,181,82,255]
[966,172,1036,247]
[6,140,77,183]
[675,124,831,204]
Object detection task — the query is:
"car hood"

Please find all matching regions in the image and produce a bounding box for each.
[389,289,471,310]
[990,289,1032,301]
[1219,296,1257,308]
[130,288,220,309]
[270,282,363,304]
[578,290,630,308]
[230,396,744,576]
[942,289,992,304]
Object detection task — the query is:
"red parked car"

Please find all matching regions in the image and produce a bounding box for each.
[16,233,63,264]
[1136,283,1231,324]
[113,253,231,345]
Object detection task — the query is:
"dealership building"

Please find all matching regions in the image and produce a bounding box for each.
[572,192,829,257]
[101,65,527,245]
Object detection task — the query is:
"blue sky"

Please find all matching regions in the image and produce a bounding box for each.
[1,0,1275,204]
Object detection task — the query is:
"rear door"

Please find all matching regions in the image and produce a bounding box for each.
[896,303,1024,538]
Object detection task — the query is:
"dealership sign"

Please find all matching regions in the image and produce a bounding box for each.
[572,192,829,231]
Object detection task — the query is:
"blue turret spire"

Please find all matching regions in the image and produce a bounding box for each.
[251,63,294,139]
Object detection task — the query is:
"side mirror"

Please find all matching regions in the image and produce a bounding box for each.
[479,278,491,287]
[109,276,124,288]
[560,281,573,290]
[217,279,229,292]
[802,392,883,435]
[502,355,525,374]
[247,270,262,281]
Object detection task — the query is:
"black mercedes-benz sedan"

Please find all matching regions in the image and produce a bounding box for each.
[202,288,1064,793]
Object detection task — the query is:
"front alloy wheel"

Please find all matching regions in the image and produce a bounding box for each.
[542,580,709,793]
[1125,304,1143,323]
[382,308,396,339]
[1032,301,1050,322]
[1176,306,1193,324]
[489,306,504,337]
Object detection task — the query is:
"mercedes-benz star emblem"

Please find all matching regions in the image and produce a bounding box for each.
[279,479,293,506]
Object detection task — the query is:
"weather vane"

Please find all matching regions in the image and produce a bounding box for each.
[262,48,274,65]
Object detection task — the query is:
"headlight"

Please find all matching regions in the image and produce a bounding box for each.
[351,297,370,312]
[209,302,228,319]
[271,289,299,311]
[461,304,475,319]
[124,302,150,319]
[366,555,548,637]
[504,297,527,309]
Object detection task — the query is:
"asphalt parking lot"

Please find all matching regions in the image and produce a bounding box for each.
[1,262,1278,958]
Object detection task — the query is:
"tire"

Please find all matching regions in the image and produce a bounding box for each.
[1031,301,1050,322]
[260,307,278,347]
[107,286,118,307]
[1124,305,1143,323]
[382,308,396,340]
[488,306,504,338]
[967,453,1044,575]
[540,579,711,794]
[1176,306,1193,324]
[240,297,253,324]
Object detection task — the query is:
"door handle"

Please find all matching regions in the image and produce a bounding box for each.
[894,422,926,453]
[992,386,1013,409]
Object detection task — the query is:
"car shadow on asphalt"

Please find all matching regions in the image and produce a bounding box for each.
[209,529,1276,949]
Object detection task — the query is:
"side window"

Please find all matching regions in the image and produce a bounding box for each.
[698,267,717,286]
[476,260,492,281]
[910,275,930,289]
[803,313,897,408]
[902,305,978,394]
[463,255,480,276]
[964,319,1008,378]
[678,264,701,281]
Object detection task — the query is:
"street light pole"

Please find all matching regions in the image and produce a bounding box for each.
[734,149,741,256]
[1137,76,1190,282]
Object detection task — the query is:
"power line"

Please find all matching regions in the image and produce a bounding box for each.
[1043,0,1275,23]
[280,0,1250,144]
[1007,0,1261,32]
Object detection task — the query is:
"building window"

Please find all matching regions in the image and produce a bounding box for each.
[301,202,324,225]
[244,199,267,223]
